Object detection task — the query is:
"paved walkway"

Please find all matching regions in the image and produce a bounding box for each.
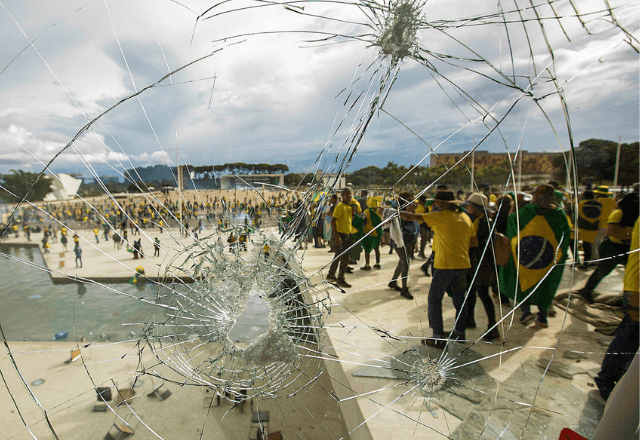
[300,243,619,439]
[2,226,234,283]
[0,227,623,439]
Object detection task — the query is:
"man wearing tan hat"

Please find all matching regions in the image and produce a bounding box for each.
[463,193,500,341]
[400,190,478,348]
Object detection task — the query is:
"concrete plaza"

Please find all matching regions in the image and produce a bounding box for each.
[0,225,625,439]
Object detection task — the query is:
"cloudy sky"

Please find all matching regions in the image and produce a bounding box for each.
[0,0,638,182]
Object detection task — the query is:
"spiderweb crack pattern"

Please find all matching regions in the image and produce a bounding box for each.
[0,0,638,438]
[142,234,331,401]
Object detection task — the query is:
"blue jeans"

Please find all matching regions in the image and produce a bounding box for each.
[428,268,468,337]
[392,242,414,289]
[595,293,639,400]
[328,233,353,280]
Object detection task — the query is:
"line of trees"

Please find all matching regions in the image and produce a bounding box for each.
[286,139,639,190]
[1,140,636,202]
[0,170,53,203]
[285,161,519,189]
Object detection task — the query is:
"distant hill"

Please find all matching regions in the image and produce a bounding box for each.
[124,165,176,183]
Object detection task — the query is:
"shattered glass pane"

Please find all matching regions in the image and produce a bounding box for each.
[0,0,638,438]
[145,237,330,400]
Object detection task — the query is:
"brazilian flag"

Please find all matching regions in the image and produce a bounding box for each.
[351,213,364,260]
[362,208,382,254]
[499,204,570,309]
[577,199,602,243]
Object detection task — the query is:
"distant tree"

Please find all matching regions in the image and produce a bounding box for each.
[78,180,127,197]
[284,173,313,188]
[348,166,383,187]
[273,164,289,174]
[574,139,613,179]
[600,141,639,186]
[127,181,148,193]
[255,163,269,174]
[0,170,53,203]
[191,165,204,179]
[213,165,225,179]
[203,165,213,180]
[380,162,400,184]
[225,163,237,175]
[475,165,511,188]
[105,181,127,193]
[233,162,248,174]
[552,139,639,185]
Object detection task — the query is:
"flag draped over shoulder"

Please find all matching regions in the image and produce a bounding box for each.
[577,199,603,243]
[499,204,570,309]
[362,208,382,254]
[351,212,365,260]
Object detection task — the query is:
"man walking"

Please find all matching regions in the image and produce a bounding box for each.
[74,243,83,268]
[154,237,161,257]
[499,184,570,327]
[400,191,477,347]
[594,218,639,401]
[327,189,358,288]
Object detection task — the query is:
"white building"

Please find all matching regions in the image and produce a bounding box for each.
[43,173,82,201]
[220,174,285,190]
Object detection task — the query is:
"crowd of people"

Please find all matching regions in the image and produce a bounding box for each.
[1,190,310,239]
[1,182,637,404]
[0,190,313,253]
[0,191,306,278]
[312,182,638,403]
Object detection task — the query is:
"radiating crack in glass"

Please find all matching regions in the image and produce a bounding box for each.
[376,0,422,64]
[142,235,331,401]
[0,0,638,439]
[411,353,454,395]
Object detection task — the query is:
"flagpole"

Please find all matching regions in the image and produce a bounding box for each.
[613,136,622,190]
[566,148,572,190]
[177,142,183,236]
[518,151,523,191]
[470,149,475,193]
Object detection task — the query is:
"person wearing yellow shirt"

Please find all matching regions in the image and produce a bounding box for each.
[420,184,449,276]
[327,189,357,288]
[578,193,639,303]
[263,243,270,259]
[594,218,639,401]
[400,190,478,347]
[93,227,100,243]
